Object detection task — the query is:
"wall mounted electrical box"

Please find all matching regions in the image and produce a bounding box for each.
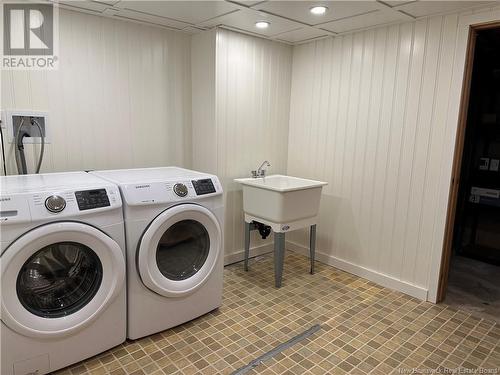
[2,110,50,144]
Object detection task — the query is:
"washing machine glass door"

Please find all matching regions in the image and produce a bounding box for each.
[1,222,125,339]
[138,204,221,297]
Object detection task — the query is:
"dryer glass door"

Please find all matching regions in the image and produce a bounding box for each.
[138,204,221,297]
[156,220,210,281]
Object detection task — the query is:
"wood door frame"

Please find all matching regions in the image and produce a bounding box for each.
[437,21,500,302]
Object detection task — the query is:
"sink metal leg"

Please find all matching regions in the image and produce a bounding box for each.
[244,222,251,271]
[310,225,316,274]
[274,232,286,288]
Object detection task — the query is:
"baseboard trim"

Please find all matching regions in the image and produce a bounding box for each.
[224,243,273,266]
[286,240,428,301]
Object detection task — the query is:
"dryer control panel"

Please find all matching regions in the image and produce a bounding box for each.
[119,175,222,206]
[75,189,110,211]
[192,179,216,196]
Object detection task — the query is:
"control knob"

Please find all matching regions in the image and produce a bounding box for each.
[45,195,66,213]
[173,183,188,197]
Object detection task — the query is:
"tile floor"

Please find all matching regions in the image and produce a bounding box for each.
[56,253,500,375]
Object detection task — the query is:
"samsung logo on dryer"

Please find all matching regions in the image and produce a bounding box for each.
[0,197,11,202]
[134,185,150,189]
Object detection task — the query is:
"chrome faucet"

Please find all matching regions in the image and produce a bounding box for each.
[251,160,271,178]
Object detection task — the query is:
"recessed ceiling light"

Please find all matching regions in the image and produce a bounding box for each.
[255,21,270,29]
[310,6,328,15]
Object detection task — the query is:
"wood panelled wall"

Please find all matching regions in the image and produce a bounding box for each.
[3,4,500,300]
[286,5,500,300]
[1,9,192,175]
[211,29,293,262]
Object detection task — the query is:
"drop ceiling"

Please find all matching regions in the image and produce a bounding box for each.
[51,0,496,44]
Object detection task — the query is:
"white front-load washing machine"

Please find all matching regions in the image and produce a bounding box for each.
[90,167,224,340]
[0,172,126,375]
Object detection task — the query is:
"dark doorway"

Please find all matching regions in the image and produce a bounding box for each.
[441,26,500,322]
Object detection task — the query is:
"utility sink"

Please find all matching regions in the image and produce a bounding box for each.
[234,175,327,224]
[236,174,327,288]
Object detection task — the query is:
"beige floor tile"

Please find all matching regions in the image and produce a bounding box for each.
[54,254,498,375]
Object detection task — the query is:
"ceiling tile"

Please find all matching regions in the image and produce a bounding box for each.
[228,0,267,6]
[92,0,121,5]
[198,8,303,37]
[320,9,407,33]
[394,1,494,17]
[58,1,109,13]
[115,1,240,25]
[182,26,207,33]
[254,1,382,26]
[379,0,417,7]
[275,27,330,43]
[112,8,190,29]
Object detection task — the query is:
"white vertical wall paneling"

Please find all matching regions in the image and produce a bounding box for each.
[351,29,374,265]
[421,14,460,293]
[1,9,192,175]
[191,29,217,175]
[2,3,498,300]
[402,16,442,281]
[360,27,386,269]
[213,29,292,263]
[390,19,426,280]
[368,24,397,272]
[427,6,500,301]
[378,21,412,280]
[287,5,500,300]
[320,37,343,255]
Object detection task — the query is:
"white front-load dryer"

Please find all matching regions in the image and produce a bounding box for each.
[90,167,224,340]
[0,172,126,375]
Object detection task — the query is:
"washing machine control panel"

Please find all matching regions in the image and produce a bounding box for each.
[75,189,110,211]
[192,179,216,196]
